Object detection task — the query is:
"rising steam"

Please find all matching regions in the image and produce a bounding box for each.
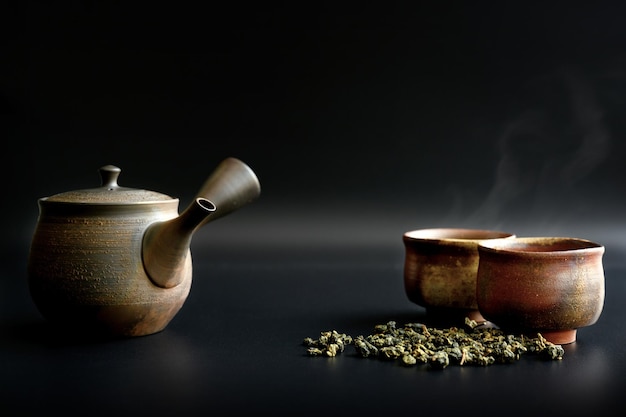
[469,68,611,225]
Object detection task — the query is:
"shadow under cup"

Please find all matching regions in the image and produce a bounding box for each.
[402,228,516,322]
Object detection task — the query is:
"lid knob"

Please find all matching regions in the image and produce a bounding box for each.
[99,165,121,189]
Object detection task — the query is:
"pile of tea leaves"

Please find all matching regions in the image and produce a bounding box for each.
[303,318,564,369]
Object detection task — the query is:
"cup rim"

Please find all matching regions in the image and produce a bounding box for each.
[403,228,515,242]
[478,236,604,254]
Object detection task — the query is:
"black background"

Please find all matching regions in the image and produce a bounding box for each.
[2,2,626,416]
[4,1,626,251]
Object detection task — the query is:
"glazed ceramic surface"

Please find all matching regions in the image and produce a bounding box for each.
[402,228,515,321]
[27,158,260,337]
[476,237,605,344]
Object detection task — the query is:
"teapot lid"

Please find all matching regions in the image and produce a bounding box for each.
[44,165,175,204]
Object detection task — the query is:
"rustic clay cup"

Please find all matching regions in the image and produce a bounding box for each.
[403,228,515,322]
[476,237,605,344]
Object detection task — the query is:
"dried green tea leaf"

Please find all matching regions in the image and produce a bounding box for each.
[303,318,565,369]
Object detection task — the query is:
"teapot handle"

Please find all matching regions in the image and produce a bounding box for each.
[193,157,261,225]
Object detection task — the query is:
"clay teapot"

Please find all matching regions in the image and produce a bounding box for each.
[27,157,260,337]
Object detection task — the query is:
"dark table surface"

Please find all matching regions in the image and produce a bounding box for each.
[1,242,624,417]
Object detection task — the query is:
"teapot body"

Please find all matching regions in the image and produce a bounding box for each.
[26,158,261,337]
[27,198,192,337]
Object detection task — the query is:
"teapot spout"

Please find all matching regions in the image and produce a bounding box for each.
[143,198,216,288]
[142,157,260,289]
